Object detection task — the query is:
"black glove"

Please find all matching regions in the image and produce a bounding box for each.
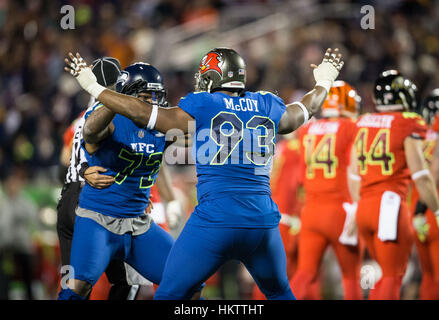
[415,200,428,216]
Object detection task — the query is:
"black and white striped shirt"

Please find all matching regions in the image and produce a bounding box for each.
[65,102,95,184]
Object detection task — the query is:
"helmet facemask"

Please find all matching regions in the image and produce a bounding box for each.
[122,79,167,107]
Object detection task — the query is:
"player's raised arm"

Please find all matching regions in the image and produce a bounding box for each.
[64,53,193,134]
[278,48,344,134]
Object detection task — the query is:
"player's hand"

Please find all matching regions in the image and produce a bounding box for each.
[166,200,183,230]
[280,214,301,235]
[84,166,115,189]
[64,52,89,76]
[64,52,104,98]
[413,214,430,243]
[346,216,357,237]
[145,196,154,214]
[342,202,358,237]
[311,48,344,91]
[288,216,301,236]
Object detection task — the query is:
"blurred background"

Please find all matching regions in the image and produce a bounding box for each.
[0,0,438,299]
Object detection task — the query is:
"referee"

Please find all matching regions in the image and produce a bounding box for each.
[57,57,138,300]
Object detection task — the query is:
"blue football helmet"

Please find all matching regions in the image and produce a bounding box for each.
[116,62,167,107]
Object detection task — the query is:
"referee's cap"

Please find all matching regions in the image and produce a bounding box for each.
[91,57,122,87]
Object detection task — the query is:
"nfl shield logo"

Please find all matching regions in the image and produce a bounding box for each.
[228,71,233,77]
[138,130,145,138]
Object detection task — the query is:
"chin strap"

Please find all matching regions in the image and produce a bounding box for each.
[207,80,213,93]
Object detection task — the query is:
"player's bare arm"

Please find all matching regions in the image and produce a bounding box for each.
[156,163,183,229]
[83,106,115,146]
[405,136,439,219]
[347,145,361,203]
[64,53,193,134]
[278,48,344,134]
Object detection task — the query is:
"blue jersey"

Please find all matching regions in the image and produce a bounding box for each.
[79,103,166,218]
[178,91,286,227]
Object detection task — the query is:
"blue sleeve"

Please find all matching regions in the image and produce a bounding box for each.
[258,91,287,125]
[178,92,207,119]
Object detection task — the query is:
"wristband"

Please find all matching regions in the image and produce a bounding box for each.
[315,80,332,93]
[78,162,90,179]
[294,102,310,124]
[76,67,106,99]
[147,104,159,130]
[349,173,361,181]
[411,169,430,181]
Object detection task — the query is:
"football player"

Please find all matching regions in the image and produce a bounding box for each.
[252,131,306,300]
[57,63,179,300]
[291,81,363,300]
[411,89,439,299]
[65,47,344,299]
[57,57,137,300]
[352,71,439,299]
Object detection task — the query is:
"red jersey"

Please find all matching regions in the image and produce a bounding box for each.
[409,120,439,212]
[354,112,427,200]
[270,137,304,215]
[298,117,357,202]
[63,111,86,149]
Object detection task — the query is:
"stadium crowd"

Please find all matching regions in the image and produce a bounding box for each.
[0,0,438,299]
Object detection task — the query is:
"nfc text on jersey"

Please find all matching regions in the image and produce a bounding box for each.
[130,142,155,153]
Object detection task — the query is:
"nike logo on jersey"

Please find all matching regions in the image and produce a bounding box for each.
[130,143,155,153]
[223,98,259,112]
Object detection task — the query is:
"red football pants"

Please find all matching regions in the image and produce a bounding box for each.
[356,194,412,300]
[291,200,363,300]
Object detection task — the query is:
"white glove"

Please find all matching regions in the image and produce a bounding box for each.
[280,214,301,235]
[65,53,105,99]
[165,200,183,230]
[312,48,344,92]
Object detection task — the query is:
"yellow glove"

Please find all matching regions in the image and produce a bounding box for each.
[413,215,430,243]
